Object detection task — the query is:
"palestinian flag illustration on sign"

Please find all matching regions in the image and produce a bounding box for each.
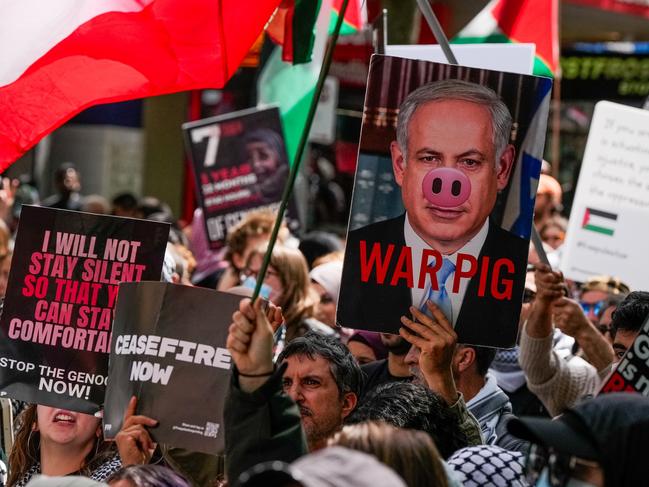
[582,208,617,236]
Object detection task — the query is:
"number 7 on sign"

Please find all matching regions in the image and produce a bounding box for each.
[191,125,221,167]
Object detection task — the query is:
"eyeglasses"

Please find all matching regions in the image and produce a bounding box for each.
[579,300,605,316]
[526,444,599,487]
[242,267,279,281]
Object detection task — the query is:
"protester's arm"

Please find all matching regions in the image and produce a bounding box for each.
[552,297,615,373]
[519,264,565,386]
[115,396,158,466]
[400,301,483,444]
[225,298,307,483]
[447,393,483,447]
[519,268,603,416]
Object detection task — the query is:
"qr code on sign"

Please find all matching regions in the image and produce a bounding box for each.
[204,422,220,438]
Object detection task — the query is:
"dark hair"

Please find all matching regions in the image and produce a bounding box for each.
[472,346,497,377]
[346,381,470,459]
[611,291,649,337]
[54,162,78,182]
[278,331,362,398]
[112,192,138,210]
[108,465,191,487]
[138,196,173,220]
[298,231,344,269]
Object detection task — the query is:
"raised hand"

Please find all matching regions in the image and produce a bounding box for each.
[400,301,459,404]
[115,396,157,466]
[227,298,275,392]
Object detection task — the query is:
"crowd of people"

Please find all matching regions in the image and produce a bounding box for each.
[0,156,645,487]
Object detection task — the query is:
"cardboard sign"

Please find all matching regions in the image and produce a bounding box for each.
[561,101,649,289]
[183,106,299,249]
[337,55,552,348]
[600,313,649,395]
[103,282,238,454]
[385,44,536,75]
[309,76,339,145]
[0,206,169,413]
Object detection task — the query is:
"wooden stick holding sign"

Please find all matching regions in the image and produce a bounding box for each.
[251,0,351,301]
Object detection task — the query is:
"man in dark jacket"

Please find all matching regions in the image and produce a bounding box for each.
[224,299,362,482]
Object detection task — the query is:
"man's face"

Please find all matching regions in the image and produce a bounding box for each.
[404,345,426,385]
[282,354,356,450]
[391,99,514,253]
[580,290,609,324]
[613,328,639,360]
[598,305,616,343]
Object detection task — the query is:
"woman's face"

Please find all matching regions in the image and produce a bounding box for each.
[245,253,285,305]
[35,406,100,448]
[246,141,280,176]
[312,282,336,328]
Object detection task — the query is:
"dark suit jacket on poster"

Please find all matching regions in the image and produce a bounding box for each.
[338,213,528,348]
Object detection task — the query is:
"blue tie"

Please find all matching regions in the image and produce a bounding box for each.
[420,257,456,322]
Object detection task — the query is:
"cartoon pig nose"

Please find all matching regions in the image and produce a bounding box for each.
[422,168,471,208]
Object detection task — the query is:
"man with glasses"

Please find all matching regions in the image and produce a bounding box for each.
[508,393,649,487]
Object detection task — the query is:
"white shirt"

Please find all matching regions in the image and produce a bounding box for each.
[404,214,489,326]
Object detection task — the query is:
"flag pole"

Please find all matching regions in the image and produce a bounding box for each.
[252,0,350,302]
[415,0,458,65]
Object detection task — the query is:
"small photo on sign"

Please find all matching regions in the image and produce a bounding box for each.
[338,55,553,348]
[183,106,300,250]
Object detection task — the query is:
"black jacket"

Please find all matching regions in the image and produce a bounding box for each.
[224,365,308,484]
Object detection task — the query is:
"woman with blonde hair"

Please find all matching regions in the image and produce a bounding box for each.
[331,421,449,487]
[243,243,332,341]
[8,404,121,486]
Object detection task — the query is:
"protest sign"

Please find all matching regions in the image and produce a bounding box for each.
[183,106,299,249]
[600,312,649,395]
[561,101,649,290]
[103,282,238,454]
[309,76,339,145]
[0,206,169,413]
[385,43,536,75]
[337,55,552,348]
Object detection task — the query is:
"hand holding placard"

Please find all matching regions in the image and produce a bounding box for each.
[399,301,459,405]
[534,263,565,304]
[227,298,275,393]
[115,396,157,466]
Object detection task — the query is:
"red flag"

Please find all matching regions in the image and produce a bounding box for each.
[0,0,281,169]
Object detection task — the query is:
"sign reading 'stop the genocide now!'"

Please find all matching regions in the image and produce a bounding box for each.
[0,206,169,413]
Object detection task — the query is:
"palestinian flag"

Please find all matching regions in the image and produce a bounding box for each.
[266,0,322,64]
[259,0,331,165]
[329,0,365,35]
[582,207,617,236]
[451,0,559,77]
